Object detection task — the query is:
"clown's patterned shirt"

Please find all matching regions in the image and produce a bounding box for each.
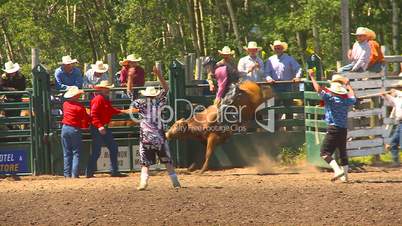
[132,89,168,145]
[320,90,356,128]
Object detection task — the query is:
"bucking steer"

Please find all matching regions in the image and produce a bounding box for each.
[166,81,263,173]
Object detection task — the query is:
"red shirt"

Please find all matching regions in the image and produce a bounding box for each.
[119,66,145,86]
[62,100,90,129]
[90,94,121,128]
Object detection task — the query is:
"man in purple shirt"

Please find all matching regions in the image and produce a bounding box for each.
[204,46,239,106]
[55,55,83,90]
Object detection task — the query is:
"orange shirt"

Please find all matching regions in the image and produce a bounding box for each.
[368,40,384,66]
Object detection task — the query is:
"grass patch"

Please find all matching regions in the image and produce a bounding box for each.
[278,144,307,165]
[350,151,401,166]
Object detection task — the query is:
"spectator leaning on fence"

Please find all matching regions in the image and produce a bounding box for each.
[366,28,384,73]
[55,55,83,90]
[132,66,181,191]
[381,89,402,168]
[309,72,356,182]
[61,86,90,178]
[0,61,26,117]
[83,60,109,88]
[237,41,264,82]
[339,27,371,73]
[86,80,136,178]
[265,40,302,92]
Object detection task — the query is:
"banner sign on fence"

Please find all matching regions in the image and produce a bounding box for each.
[0,149,29,174]
[97,146,130,171]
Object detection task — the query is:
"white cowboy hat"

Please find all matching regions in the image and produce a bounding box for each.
[351,27,369,36]
[328,82,348,95]
[119,54,142,66]
[91,60,109,74]
[140,86,161,97]
[2,61,20,74]
[94,80,114,89]
[64,86,84,98]
[270,40,288,51]
[328,74,348,84]
[243,41,262,51]
[59,55,78,65]
[218,46,235,55]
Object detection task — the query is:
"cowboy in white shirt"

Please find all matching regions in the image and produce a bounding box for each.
[338,27,371,73]
[237,41,264,81]
[83,61,109,88]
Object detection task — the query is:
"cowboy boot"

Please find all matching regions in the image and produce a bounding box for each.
[137,179,148,191]
[340,165,349,183]
[329,160,344,182]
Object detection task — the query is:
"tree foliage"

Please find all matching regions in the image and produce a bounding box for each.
[0,0,400,83]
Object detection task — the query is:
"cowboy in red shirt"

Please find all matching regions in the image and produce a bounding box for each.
[86,80,137,178]
[119,54,145,99]
[61,86,90,178]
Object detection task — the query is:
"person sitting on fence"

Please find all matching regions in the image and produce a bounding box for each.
[83,60,109,88]
[237,41,264,82]
[204,46,240,107]
[131,66,181,190]
[339,27,371,73]
[381,89,402,168]
[86,80,136,178]
[0,61,26,118]
[55,55,83,90]
[118,54,145,99]
[366,28,384,73]
[61,86,90,178]
[265,40,302,92]
[309,72,356,182]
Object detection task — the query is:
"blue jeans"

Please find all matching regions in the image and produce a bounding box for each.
[367,62,384,73]
[273,83,294,93]
[390,124,402,164]
[61,125,82,177]
[86,126,119,176]
[338,63,364,73]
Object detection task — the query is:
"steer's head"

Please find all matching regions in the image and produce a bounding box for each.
[165,118,188,140]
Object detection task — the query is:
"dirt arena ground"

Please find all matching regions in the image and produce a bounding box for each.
[1,167,402,226]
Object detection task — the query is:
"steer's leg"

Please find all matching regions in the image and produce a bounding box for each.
[200,134,219,173]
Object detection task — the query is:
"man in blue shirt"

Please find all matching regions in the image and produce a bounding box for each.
[309,71,356,182]
[265,40,302,130]
[55,55,83,90]
[265,40,302,92]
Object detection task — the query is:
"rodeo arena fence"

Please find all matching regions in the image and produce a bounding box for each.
[0,52,402,176]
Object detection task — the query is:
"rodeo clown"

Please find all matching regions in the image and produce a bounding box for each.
[131,66,181,190]
[309,71,356,182]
